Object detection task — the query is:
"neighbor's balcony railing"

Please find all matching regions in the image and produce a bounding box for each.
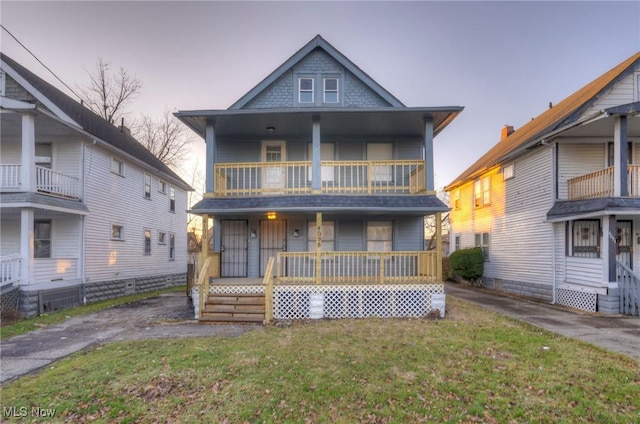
[213,160,427,196]
[0,164,80,199]
[568,165,640,200]
[276,251,438,285]
[1,254,21,289]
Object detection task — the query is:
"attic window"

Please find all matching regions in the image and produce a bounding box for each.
[299,78,314,103]
[502,163,515,181]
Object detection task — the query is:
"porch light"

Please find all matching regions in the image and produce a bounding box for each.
[267,211,277,220]
[293,229,300,238]
[266,126,276,134]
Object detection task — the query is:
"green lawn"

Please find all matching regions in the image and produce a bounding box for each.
[1,297,638,423]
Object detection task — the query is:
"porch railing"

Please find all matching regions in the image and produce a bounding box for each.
[568,165,640,200]
[1,254,21,289]
[0,165,21,190]
[213,160,426,196]
[36,166,80,198]
[617,261,639,317]
[276,251,438,285]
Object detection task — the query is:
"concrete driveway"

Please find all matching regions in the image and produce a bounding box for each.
[0,292,261,384]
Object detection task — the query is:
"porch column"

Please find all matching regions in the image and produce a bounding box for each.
[205,122,217,194]
[424,117,434,192]
[21,113,36,192]
[613,115,628,197]
[315,212,322,284]
[606,215,617,284]
[436,212,443,281]
[20,208,34,286]
[201,214,210,257]
[312,116,321,193]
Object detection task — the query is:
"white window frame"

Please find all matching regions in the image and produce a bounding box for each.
[169,186,175,212]
[158,180,167,194]
[474,175,491,207]
[323,77,339,103]
[111,157,125,176]
[475,232,490,261]
[158,231,167,245]
[144,173,151,199]
[111,224,124,241]
[453,190,461,209]
[307,221,335,252]
[34,220,52,259]
[367,221,393,252]
[169,233,175,260]
[144,229,152,255]
[502,163,515,181]
[299,77,314,103]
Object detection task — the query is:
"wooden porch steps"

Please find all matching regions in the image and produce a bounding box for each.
[200,293,265,324]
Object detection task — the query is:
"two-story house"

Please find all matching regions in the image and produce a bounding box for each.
[176,35,463,322]
[0,54,192,317]
[446,52,640,316]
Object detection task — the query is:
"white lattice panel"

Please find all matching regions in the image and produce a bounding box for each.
[556,288,597,312]
[209,285,265,295]
[273,284,445,320]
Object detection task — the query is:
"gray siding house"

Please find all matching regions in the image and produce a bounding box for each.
[446,51,640,316]
[0,54,192,317]
[176,35,463,322]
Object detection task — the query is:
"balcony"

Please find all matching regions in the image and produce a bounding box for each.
[1,254,21,290]
[0,164,81,199]
[567,165,640,200]
[212,160,427,196]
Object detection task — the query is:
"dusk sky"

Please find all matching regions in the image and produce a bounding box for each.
[2,1,639,189]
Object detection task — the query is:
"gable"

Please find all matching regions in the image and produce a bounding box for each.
[231,35,404,110]
[244,49,393,109]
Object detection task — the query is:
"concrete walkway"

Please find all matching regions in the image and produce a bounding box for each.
[445,282,640,361]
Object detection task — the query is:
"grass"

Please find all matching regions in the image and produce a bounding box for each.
[1,297,639,423]
[0,285,186,340]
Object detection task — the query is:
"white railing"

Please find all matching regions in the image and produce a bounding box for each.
[0,164,21,190]
[1,254,21,288]
[36,166,80,198]
[276,251,438,285]
[568,166,640,200]
[617,261,640,316]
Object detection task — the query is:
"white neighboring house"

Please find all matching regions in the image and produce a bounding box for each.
[445,52,640,316]
[0,54,192,317]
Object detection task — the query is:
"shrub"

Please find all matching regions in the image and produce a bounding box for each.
[449,247,484,282]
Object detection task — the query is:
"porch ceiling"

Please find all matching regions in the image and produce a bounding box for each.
[553,114,640,139]
[175,107,463,140]
[1,110,86,139]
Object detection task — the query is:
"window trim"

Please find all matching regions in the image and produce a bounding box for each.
[502,163,515,181]
[158,180,167,194]
[474,175,491,208]
[569,219,600,258]
[298,77,314,104]
[34,220,52,259]
[158,231,167,245]
[323,77,339,103]
[453,190,461,210]
[169,233,176,260]
[144,173,152,199]
[367,221,393,253]
[169,186,175,213]
[111,157,125,177]
[475,232,490,261]
[111,224,125,241]
[144,229,152,255]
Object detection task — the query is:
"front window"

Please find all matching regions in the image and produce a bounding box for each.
[144,174,151,199]
[34,220,51,258]
[307,221,335,252]
[144,230,151,255]
[570,220,600,258]
[455,235,461,251]
[299,78,314,103]
[367,221,392,252]
[323,77,339,103]
[169,186,175,212]
[475,232,490,261]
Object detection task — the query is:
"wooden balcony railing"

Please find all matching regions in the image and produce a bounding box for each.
[568,165,640,200]
[213,160,427,196]
[36,166,81,198]
[276,251,438,285]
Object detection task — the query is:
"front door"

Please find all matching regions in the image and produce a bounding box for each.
[221,220,248,277]
[261,141,286,193]
[260,220,286,276]
[617,220,633,269]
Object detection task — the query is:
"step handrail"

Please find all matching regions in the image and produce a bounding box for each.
[263,256,275,324]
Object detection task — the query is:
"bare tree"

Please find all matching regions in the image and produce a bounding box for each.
[133,110,194,171]
[78,57,142,125]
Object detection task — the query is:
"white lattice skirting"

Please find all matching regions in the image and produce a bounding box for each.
[209,285,265,294]
[556,288,597,313]
[273,284,445,320]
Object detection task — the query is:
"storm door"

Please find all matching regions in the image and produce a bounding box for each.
[617,220,633,269]
[261,141,286,193]
[221,220,248,277]
[260,220,286,277]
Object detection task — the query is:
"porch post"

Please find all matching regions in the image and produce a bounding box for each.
[613,115,628,197]
[436,212,443,281]
[21,113,36,192]
[312,116,321,193]
[205,122,217,194]
[423,117,434,192]
[606,215,618,284]
[20,208,34,286]
[315,212,322,284]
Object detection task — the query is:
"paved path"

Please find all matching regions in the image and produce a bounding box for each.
[445,282,640,361]
[0,292,261,384]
